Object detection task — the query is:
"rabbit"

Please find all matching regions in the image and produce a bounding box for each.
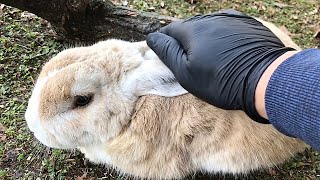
[25,18,306,179]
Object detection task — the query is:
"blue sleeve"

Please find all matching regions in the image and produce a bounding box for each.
[265,49,320,151]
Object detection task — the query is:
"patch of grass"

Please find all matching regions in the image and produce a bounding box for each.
[132,0,319,49]
[1,0,319,179]
[0,6,66,179]
[0,170,7,177]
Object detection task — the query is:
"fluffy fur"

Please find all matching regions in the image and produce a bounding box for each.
[25,18,306,179]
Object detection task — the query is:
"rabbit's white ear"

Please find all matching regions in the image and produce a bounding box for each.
[123,60,188,97]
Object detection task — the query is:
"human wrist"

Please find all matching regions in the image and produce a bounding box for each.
[255,50,299,119]
[265,49,320,144]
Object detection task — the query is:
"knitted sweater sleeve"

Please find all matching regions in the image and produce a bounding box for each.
[266,49,320,150]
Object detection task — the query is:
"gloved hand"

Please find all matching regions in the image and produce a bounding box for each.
[146,10,295,123]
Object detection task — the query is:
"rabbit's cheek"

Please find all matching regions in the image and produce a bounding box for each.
[79,145,112,164]
[34,125,71,149]
[25,99,43,135]
[25,113,40,134]
[33,128,51,146]
[25,96,61,148]
[25,75,51,133]
[25,98,39,131]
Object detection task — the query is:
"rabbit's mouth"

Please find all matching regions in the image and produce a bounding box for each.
[25,96,70,149]
[30,123,76,149]
[33,130,56,148]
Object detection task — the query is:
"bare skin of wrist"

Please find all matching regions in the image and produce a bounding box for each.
[255,50,300,120]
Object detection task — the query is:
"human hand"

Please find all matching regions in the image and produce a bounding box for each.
[146,10,295,123]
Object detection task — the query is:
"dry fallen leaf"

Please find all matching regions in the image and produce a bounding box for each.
[0,134,6,141]
[279,26,292,36]
[292,15,298,20]
[307,0,318,4]
[268,168,277,176]
[122,0,128,6]
[274,2,288,8]
[1,123,8,141]
[189,0,198,4]
[127,12,138,17]
[76,176,83,180]
[76,172,87,180]
[309,8,318,15]
[0,123,5,132]
[21,11,37,19]
[0,4,5,15]
[148,6,155,11]
[160,1,165,8]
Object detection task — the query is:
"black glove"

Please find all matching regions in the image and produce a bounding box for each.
[146,10,295,123]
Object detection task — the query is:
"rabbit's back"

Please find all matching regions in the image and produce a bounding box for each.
[107,94,306,179]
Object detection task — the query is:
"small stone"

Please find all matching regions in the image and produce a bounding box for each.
[160,1,165,8]
[274,2,288,8]
[122,1,128,6]
[0,123,5,132]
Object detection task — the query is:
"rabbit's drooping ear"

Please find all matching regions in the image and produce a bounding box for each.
[123,59,188,97]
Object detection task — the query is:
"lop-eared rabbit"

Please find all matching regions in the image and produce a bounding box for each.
[25,17,305,179]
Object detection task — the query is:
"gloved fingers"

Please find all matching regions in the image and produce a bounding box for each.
[159,10,249,42]
[146,32,188,76]
[157,20,192,50]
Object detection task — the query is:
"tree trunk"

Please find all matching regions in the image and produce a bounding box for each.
[0,0,178,42]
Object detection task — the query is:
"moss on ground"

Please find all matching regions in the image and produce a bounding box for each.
[0,0,319,179]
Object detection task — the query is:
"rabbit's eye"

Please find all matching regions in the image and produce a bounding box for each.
[74,95,92,107]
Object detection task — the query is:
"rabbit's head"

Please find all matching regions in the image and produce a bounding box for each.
[25,40,187,149]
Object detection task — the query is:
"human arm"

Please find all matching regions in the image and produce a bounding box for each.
[146,10,295,123]
[259,49,320,150]
[146,10,320,150]
[255,50,299,119]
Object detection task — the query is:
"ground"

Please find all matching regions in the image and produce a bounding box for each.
[0,0,319,179]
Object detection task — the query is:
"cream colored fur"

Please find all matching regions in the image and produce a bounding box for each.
[25,18,306,179]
